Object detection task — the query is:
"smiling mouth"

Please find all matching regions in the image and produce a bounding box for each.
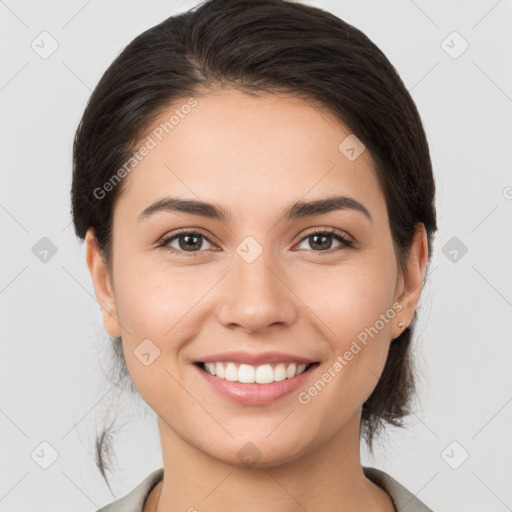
[194,361,319,384]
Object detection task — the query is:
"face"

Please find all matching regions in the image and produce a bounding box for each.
[86,89,426,468]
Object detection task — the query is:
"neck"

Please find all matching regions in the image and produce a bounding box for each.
[146,412,395,512]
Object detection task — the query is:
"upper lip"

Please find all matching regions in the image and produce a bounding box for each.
[196,351,316,366]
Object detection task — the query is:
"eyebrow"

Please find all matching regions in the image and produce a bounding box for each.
[137,195,372,224]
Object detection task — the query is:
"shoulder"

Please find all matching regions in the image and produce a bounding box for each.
[363,466,434,511]
[94,468,164,512]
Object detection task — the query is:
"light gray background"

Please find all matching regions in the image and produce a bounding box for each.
[1,0,511,510]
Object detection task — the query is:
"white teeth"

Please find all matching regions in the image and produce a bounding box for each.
[238,364,255,383]
[225,362,239,381]
[201,361,312,383]
[273,363,287,382]
[214,362,224,378]
[256,364,274,384]
[286,363,296,378]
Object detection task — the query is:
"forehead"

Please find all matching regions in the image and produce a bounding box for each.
[115,89,385,224]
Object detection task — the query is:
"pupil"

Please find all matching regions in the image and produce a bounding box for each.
[311,234,331,250]
[180,234,201,251]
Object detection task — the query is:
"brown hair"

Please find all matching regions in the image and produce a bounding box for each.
[71,0,437,488]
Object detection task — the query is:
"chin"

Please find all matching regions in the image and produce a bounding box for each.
[201,436,311,470]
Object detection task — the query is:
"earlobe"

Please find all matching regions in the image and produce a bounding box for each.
[85,228,122,338]
[392,223,429,339]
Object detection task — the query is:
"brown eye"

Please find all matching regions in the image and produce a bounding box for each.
[175,233,204,251]
[159,230,215,256]
[296,229,353,253]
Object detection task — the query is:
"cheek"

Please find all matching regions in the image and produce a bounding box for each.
[116,271,194,413]
[302,258,397,385]
[307,255,397,336]
[294,269,397,422]
[113,251,196,337]
[113,263,216,399]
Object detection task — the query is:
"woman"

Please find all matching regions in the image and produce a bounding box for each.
[71,0,436,510]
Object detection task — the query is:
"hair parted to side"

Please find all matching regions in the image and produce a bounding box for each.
[71,0,437,488]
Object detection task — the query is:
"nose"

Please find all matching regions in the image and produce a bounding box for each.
[215,248,298,334]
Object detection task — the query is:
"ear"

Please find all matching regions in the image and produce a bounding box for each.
[391,223,429,339]
[85,228,122,338]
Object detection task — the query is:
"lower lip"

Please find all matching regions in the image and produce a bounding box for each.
[193,363,319,405]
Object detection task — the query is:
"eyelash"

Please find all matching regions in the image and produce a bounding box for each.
[156,227,354,258]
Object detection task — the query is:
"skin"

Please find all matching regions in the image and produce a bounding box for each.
[85,89,428,512]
